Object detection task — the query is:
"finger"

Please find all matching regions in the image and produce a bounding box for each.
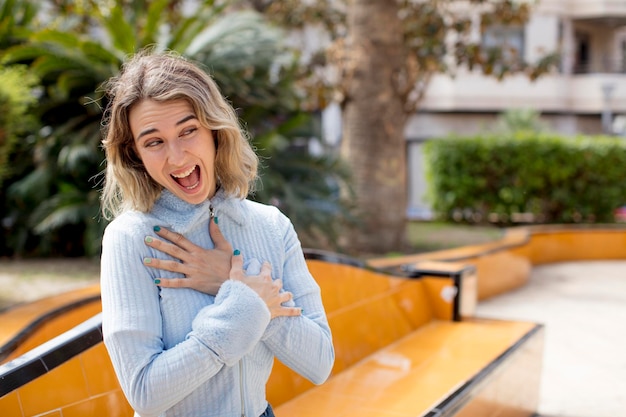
[209,216,232,251]
[153,226,197,252]
[278,290,293,304]
[229,249,244,280]
[145,236,188,261]
[260,261,273,277]
[274,306,302,318]
[272,278,284,293]
[143,257,186,274]
[154,278,190,288]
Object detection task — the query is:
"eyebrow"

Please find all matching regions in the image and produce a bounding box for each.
[136,114,198,141]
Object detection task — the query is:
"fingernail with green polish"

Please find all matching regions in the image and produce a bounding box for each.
[154,279,161,284]
[145,236,153,243]
[213,216,219,224]
[233,249,241,256]
[143,257,152,264]
[153,225,161,232]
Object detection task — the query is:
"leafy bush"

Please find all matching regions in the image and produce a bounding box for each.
[0,65,38,187]
[0,65,41,256]
[424,132,626,224]
[0,2,356,257]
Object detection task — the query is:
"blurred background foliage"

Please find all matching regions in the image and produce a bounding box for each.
[0,0,615,260]
[0,0,354,257]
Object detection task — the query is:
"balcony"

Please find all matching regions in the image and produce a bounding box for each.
[540,0,626,21]
[573,58,626,75]
[420,70,626,114]
[568,0,626,20]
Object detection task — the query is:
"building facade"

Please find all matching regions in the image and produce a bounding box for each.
[406,0,626,218]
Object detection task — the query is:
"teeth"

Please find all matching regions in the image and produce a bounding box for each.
[171,166,196,178]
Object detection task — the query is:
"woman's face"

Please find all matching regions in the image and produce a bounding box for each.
[129,99,217,205]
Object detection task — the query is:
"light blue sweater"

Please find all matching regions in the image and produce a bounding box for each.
[101,189,335,417]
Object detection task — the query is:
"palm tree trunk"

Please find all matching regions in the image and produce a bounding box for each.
[341,0,409,254]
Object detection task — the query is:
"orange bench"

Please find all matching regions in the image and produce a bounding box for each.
[0,250,543,417]
[271,251,542,416]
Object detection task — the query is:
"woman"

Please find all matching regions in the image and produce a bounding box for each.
[99,50,334,417]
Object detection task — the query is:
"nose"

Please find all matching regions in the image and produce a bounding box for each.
[166,140,187,166]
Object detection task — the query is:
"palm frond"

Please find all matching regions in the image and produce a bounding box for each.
[142,0,170,46]
[97,4,137,54]
[1,0,354,256]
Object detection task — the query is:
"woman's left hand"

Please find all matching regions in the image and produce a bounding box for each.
[230,253,301,319]
[144,217,232,295]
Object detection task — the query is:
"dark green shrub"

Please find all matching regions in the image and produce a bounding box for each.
[424,132,626,224]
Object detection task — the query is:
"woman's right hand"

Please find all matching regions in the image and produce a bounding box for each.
[230,251,302,319]
[144,217,232,295]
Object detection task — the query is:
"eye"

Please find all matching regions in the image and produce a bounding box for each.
[180,127,198,138]
[144,138,163,148]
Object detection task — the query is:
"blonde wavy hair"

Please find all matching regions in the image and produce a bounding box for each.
[100,50,259,219]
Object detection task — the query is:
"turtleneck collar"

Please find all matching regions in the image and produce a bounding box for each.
[151,188,247,234]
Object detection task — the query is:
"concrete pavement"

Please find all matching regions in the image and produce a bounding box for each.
[476,260,626,417]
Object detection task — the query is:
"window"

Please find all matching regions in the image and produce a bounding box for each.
[574,31,590,73]
[482,25,525,62]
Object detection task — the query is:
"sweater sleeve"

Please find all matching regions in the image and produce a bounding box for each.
[100,219,270,417]
[261,214,335,385]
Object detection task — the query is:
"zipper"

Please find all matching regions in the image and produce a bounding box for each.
[239,359,246,417]
[213,201,245,416]
[212,200,245,416]
[211,202,245,416]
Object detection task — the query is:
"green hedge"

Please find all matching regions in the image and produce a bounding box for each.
[423,132,626,224]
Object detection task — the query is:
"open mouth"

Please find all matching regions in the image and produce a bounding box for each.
[171,165,201,190]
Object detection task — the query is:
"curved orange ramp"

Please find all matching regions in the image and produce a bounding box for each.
[0,246,543,417]
[369,224,626,300]
[0,314,132,416]
[0,284,101,365]
[6,223,622,416]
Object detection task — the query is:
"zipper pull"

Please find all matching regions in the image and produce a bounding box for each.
[209,204,215,219]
